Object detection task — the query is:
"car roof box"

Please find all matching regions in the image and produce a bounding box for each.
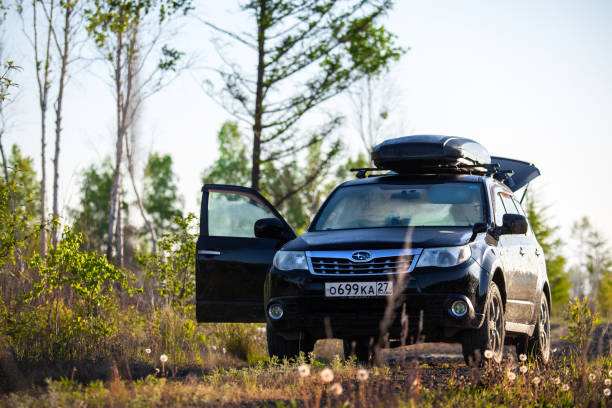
[371,135,491,175]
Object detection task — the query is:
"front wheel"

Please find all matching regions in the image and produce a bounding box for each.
[267,325,315,360]
[516,293,550,364]
[461,282,505,365]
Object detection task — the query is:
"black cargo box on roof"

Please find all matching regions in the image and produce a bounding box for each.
[371,135,491,175]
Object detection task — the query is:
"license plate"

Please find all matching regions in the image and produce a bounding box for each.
[325,281,393,297]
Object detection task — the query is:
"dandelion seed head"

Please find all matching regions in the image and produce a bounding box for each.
[483,350,493,359]
[605,379,611,386]
[604,388,611,397]
[356,368,369,381]
[520,365,528,374]
[562,384,570,392]
[298,364,311,378]
[609,370,612,378]
[533,377,541,385]
[552,348,558,353]
[222,347,227,355]
[589,373,597,382]
[320,368,334,383]
[330,382,343,396]
[159,354,168,363]
[519,354,527,362]
[553,377,561,385]
[212,345,217,351]
[507,371,516,381]
[144,348,151,354]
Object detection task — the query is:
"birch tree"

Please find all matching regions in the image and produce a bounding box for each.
[20,0,56,257]
[85,0,191,266]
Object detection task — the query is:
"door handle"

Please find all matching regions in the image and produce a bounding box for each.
[519,247,526,256]
[198,250,221,256]
[535,248,541,257]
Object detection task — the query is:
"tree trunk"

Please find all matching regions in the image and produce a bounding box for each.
[107,29,124,262]
[251,0,267,192]
[52,4,71,249]
[115,186,123,268]
[126,135,158,253]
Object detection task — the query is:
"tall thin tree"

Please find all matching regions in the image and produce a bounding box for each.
[202,0,405,194]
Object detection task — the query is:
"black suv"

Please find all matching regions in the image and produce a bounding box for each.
[195,135,551,364]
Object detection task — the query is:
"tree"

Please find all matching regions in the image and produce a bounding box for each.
[203,120,342,232]
[523,191,571,315]
[19,0,57,257]
[202,121,250,186]
[570,217,612,312]
[142,152,183,243]
[70,159,114,252]
[51,0,84,249]
[85,0,192,266]
[204,0,405,194]
[348,70,406,155]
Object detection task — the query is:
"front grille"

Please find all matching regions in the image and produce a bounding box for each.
[310,255,415,275]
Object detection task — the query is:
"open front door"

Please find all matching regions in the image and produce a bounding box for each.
[196,185,295,323]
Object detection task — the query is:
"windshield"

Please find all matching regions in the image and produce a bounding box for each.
[313,182,485,231]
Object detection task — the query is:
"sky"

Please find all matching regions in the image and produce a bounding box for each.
[3,0,612,245]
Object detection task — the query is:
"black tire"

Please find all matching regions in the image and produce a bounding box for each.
[343,338,372,363]
[267,325,315,360]
[461,282,505,365]
[516,294,550,364]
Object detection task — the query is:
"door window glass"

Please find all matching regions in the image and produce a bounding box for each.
[512,198,526,217]
[494,193,506,226]
[500,194,519,215]
[208,191,277,237]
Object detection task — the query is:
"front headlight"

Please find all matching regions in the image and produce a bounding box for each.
[273,251,308,271]
[416,245,472,268]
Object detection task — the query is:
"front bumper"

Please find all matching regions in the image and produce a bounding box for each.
[264,258,487,342]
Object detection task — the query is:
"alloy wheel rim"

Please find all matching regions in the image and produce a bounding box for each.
[488,295,503,355]
[540,300,550,354]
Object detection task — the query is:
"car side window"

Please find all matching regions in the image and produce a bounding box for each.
[512,198,526,217]
[208,191,278,238]
[493,192,506,226]
[500,194,519,215]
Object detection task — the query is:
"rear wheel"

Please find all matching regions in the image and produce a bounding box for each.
[516,294,550,364]
[461,282,505,365]
[343,338,373,363]
[267,325,315,360]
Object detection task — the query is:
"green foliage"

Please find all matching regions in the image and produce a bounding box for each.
[523,191,571,315]
[0,61,19,102]
[211,0,405,192]
[561,296,599,356]
[202,121,250,186]
[85,0,193,48]
[70,159,114,252]
[7,145,39,219]
[143,152,183,237]
[213,324,267,365]
[138,214,196,307]
[3,227,138,360]
[571,217,612,312]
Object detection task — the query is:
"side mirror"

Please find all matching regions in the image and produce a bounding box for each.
[254,218,287,240]
[500,213,528,235]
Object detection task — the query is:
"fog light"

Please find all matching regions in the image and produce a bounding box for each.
[268,303,284,320]
[450,300,468,317]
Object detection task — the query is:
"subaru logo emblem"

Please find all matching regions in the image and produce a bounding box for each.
[351,251,372,262]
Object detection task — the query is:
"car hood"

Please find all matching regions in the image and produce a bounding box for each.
[282,227,474,251]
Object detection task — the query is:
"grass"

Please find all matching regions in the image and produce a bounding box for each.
[1,346,611,407]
